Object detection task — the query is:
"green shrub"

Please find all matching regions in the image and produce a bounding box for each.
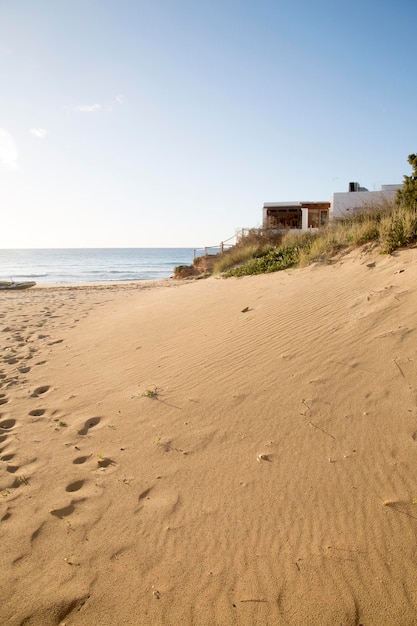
[213,243,269,274]
[379,205,417,253]
[397,153,417,210]
[224,243,300,277]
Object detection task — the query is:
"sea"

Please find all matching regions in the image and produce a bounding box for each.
[0,248,195,286]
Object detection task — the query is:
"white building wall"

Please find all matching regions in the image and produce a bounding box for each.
[331,188,399,220]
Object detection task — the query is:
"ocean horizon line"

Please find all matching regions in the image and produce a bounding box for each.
[0,248,195,286]
[0,246,196,251]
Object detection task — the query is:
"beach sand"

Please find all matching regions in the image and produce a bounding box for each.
[1,247,417,625]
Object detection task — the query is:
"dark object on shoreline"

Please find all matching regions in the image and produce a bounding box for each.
[0,281,36,290]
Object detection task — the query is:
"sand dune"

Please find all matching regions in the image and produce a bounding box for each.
[1,247,417,625]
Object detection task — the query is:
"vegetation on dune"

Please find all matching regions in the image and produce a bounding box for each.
[220,244,300,277]
[216,153,417,277]
[211,231,283,275]
[173,153,417,280]
[397,153,417,210]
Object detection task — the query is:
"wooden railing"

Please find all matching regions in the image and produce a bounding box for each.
[193,227,265,258]
[193,234,236,258]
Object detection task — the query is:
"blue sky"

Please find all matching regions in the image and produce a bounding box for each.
[1,0,416,248]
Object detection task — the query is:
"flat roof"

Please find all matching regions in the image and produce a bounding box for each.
[263,202,301,208]
[263,201,329,208]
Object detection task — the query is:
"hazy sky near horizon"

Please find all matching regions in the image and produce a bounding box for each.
[1,0,416,248]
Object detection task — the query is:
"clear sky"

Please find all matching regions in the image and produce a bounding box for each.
[1,0,416,248]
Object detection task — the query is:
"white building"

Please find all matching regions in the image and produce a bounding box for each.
[331,182,402,220]
[262,182,403,234]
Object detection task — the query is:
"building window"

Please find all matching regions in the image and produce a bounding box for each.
[308,209,320,228]
[267,208,301,229]
[307,209,328,228]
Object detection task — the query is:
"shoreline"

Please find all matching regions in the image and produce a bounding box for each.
[1,247,417,625]
[22,276,190,292]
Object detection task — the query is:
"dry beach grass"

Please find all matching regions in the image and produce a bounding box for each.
[1,248,417,625]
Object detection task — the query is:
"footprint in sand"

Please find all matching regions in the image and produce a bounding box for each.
[138,487,153,501]
[65,480,85,493]
[77,417,101,436]
[50,503,76,518]
[1,453,14,462]
[0,394,9,406]
[412,431,417,441]
[1,451,19,474]
[0,418,16,430]
[31,385,50,398]
[3,356,19,365]
[29,409,46,417]
[50,499,85,518]
[72,455,90,465]
[135,487,180,516]
[18,366,31,374]
[4,377,19,390]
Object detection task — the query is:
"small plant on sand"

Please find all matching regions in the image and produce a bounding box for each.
[97,453,106,465]
[96,453,114,468]
[412,497,417,505]
[58,420,68,427]
[152,434,162,446]
[64,520,74,533]
[143,388,159,399]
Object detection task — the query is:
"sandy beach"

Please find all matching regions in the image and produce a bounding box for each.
[1,246,417,625]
